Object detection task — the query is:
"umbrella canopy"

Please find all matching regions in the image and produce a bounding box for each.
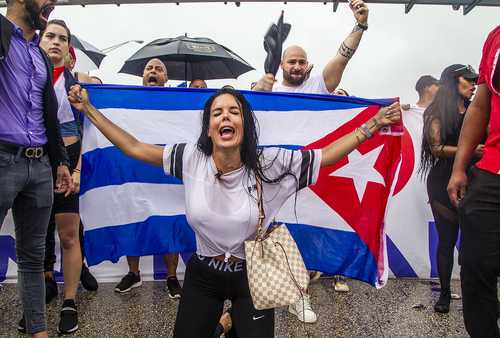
[119,36,254,81]
[70,34,107,70]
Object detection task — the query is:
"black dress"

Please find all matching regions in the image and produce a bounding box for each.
[425,112,464,295]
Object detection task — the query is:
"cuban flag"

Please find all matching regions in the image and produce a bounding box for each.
[80,85,401,288]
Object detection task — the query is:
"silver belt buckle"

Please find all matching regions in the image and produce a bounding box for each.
[25,147,43,159]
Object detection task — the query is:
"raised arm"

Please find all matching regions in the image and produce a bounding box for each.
[447,84,491,206]
[322,0,369,93]
[68,85,164,167]
[321,102,401,167]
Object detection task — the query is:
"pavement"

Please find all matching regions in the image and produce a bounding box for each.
[0,278,475,337]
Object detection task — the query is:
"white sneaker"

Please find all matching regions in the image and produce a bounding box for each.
[333,276,350,292]
[288,294,317,323]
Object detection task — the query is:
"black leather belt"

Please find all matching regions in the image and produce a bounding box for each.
[0,141,48,159]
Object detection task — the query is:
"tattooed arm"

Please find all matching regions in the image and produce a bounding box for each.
[323,0,369,93]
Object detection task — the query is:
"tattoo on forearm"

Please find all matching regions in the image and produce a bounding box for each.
[338,42,356,59]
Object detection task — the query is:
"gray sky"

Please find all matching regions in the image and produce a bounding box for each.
[2,3,498,103]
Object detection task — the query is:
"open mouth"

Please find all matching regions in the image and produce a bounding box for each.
[147,74,158,85]
[40,5,54,22]
[219,126,235,140]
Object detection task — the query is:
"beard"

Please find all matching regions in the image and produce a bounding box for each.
[283,69,306,86]
[24,0,46,31]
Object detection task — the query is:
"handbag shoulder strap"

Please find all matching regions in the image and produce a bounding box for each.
[255,174,266,240]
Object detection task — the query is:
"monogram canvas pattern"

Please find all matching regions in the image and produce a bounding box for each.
[245,224,309,310]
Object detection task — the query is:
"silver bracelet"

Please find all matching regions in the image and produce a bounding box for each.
[360,123,373,138]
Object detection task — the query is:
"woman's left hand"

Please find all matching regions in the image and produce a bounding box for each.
[375,102,402,126]
[71,171,81,194]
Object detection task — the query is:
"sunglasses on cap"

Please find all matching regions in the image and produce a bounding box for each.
[453,64,476,74]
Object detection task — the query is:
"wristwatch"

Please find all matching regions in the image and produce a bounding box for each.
[357,22,368,31]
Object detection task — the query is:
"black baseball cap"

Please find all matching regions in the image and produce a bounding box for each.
[440,64,478,83]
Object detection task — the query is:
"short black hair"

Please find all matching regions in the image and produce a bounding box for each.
[41,19,72,44]
[415,75,438,97]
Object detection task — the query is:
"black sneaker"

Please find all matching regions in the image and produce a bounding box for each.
[114,272,142,293]
[166,276,182,299]
[434,291,451,313]
[45,276,58,304]
[81,264,98,291]
[17,317,26,334]
[58,299,78,334]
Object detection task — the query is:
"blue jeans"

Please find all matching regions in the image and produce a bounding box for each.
[0,149,53,334]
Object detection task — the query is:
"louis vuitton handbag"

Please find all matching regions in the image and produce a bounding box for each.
[244,176,309,310]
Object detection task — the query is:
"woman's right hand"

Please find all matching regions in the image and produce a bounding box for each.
[474,144,484,158]
[68,85,91,113]
[374,102,402,126]
[447,170,468,207]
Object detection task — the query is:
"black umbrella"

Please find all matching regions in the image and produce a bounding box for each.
[70,34,107,69]
[119,36,254,81]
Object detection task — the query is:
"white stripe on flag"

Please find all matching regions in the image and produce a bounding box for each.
[83,108,366,153]
[80,183,185,230]
[80,181,354,234]
[277,188,354,232]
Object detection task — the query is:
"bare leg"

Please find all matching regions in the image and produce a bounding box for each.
[163,253,179,278]
[56,213,82,301]
[126,256,140,274]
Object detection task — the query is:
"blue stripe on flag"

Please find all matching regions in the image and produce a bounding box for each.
[81,145,302,195]
[85,219,378,285]
[80,146,182,196]
[84,215,196,266]
[84,84,395,112]
[287,223,378,285]
[387,235,418,278]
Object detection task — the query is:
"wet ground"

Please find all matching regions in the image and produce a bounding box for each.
[0,278,474,337]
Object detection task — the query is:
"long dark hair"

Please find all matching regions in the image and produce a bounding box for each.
[197,88,296,186]
[419,71,470,176]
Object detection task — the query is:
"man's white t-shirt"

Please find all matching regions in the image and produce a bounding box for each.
[408,104,425,117]
[163,144,321,259]
[272,74,332,95]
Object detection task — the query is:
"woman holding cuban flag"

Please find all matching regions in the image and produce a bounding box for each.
[68,85,401,337]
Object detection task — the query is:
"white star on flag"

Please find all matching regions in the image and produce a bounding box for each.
[330,145,386,202]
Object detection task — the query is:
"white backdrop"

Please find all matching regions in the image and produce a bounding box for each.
[0,107,457,283]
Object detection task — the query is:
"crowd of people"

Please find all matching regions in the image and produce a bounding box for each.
[0,0,498,337]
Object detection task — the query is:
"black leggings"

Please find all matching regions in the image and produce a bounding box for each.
[427,163,459,294]
[173,255,274,338]
[430,203,459,294]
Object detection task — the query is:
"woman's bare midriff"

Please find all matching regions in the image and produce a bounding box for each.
[63,136,79,147]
